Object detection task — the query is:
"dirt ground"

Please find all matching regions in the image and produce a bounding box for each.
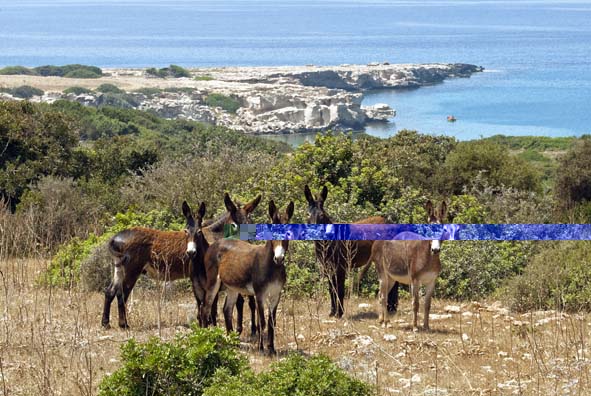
[0,258,589,395]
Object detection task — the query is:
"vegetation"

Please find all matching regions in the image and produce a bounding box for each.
[146,64,191,78]
[0,85,44,98]
[63,86,93,95]
[205,93,241,113]
[195,74,214,81]
[0,64,102,78]
[98,327,244,396]
[555,138,591,212]
[95,83,124,94]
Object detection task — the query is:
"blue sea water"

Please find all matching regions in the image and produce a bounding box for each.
[0,0,590,140]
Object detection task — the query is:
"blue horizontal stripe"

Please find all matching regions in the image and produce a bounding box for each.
[235,224,591,241]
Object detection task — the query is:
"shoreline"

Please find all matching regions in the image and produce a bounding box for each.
[0,63,483,135]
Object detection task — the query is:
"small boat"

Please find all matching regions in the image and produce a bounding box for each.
[447,115,457,122]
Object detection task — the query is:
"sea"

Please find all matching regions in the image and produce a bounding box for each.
[1,0,590,144]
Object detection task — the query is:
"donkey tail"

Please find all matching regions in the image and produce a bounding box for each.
[108,234,130,288]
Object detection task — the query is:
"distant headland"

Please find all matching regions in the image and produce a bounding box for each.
[0,63,483,134]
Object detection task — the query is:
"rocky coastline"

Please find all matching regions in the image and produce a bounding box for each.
[0,63,483,134]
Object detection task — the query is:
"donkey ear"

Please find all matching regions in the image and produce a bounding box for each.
[425,200,434,217]
[285,201,295,220]
[268,200,277,220]
[320,185,328,202]
[439,200,448,220]
[224,193,237,214]
[244,194,262,214]
[304,184,314,205]
[198,201,206,220]
[182,201,193,220]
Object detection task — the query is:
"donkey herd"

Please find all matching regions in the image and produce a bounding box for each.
[102,185,454,354]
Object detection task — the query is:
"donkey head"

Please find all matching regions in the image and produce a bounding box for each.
[304,185,331,224]
[425,200,449,254]
[182,200,206,256]
[268,199,294,265]
[224,193,261,225]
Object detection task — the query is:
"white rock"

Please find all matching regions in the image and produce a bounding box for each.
[444,305,461,313]
[383,334,397,342]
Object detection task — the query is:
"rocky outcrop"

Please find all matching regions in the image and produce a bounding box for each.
[0,63,483,134]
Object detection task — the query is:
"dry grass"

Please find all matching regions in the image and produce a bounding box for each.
[0,258,590,395]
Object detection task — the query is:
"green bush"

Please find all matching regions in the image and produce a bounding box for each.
[146,64,191,78]
[63,86,93,95]
[96,83,125,94]
[195,74,214,81]
[134,87,163,96]
[34,64,103,78]
[205,353,372,396]
[555,138,591,210]
[0,85,45,98]
[98,92,140,108]
[205,93,241,113]
[504,242,591,312]
[0,65,37,75]
[42,209,184,289]
[438,241,536,300]
[99,326,244,396]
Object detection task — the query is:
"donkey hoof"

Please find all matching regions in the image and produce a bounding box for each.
[119,323,130,329]
[102,322,111,330]
[265,348,277,356]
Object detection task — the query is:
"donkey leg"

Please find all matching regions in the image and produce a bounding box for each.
[423,281,436,331]
[327,273,338,317]
[267,301,280,355]
[377,276,392,325]
[201,277,221,327]
[223,291,239,334]
[116,265,141,329]
[190,276,204,327]
[102,282,117,329]
[255,295,266,353]
[335,268,346,318]
[235,294,245,335]
[411,281,420,331]
[248,295,257,338]
[387,281,399,313]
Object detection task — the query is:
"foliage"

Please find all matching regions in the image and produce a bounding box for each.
[439,241,536,300]
[204,93,241,113]
[0,64,102,78]
[555,138,591,209]
[96,83,125,94]
[440,140,541,195]
[504,242,591,312]
[195,74,214,81]
[484,134,577,151]
[42,209,184,288]
[0,65,37,75]
[0,101,78,208]
[204,353,372,396]
[63,86,93,95]
[146,64,191,78]
[0,85,44,98]
[98,326,244,396]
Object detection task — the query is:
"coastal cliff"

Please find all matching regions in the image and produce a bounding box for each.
[0,63,482,134]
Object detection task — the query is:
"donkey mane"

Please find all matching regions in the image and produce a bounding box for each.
[203,212,230,232]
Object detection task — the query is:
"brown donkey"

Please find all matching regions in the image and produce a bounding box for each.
[372,200,453,331]
[198,192,262,335]
[201,200,294,355]
[102,201,207,329]
[304,185,398,318]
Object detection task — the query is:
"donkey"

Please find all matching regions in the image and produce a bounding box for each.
[304,184,398,318]
[102,201,207,329]
[201,200,294,355]
[197,192,262,334]
[371,200,456,331]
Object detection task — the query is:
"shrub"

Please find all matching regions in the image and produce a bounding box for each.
[205,353,372,396]
[1,85,45,98]
[97,92,140,108]
[555,138,591,209]
[96,83,125,94]
[146,64,191,78]
[205,93,241,113]
[504,242,591,312]
[134,87,163,96]
[33,64,103,78]
[0,65,36,75]
[99,326,244,396]
[63,86,93,95]
[438,241,536,300]
[195,74,214,81]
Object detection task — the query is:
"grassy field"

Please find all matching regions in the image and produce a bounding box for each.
[1,258,589,395]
